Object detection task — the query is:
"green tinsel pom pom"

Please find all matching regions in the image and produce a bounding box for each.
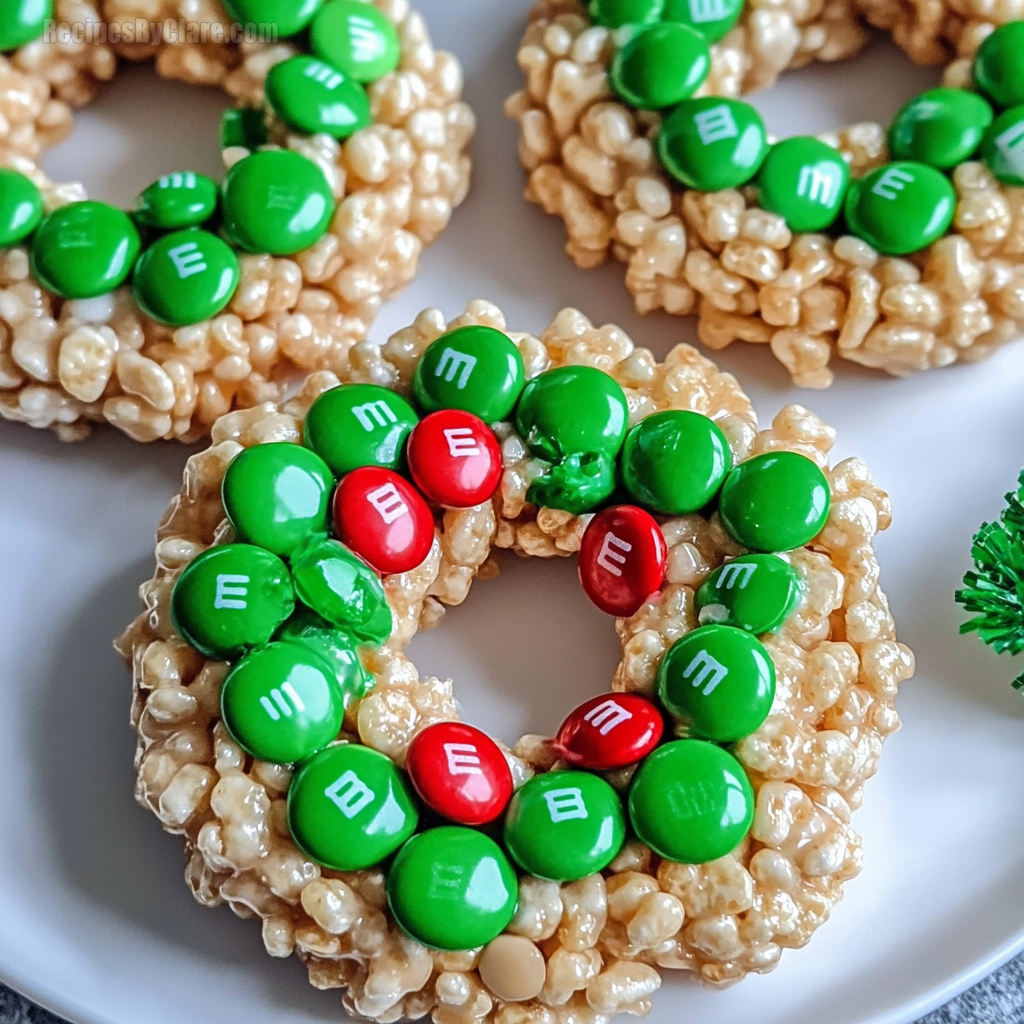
[955,469,1024,691]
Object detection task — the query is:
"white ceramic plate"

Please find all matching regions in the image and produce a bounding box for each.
[3,3,1024,1022]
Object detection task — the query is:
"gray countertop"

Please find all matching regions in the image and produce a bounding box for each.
[4,953,1024,1024]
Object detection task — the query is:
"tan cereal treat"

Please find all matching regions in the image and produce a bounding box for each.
[506,0,1024,387]
[0,0,474,442]
[118,300,915,1022]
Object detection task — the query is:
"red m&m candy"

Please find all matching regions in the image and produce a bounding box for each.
[578,506,667,617]
[554,693,664,771]
[407,409,503,509]
[333,466,434,575]
[406,721,514,826]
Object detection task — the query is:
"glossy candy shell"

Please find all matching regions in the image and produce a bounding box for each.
[133,172,219,230]
[333,466,435,575]
[265,56,371,139]
[310,0,401,82]
[406,721,514,825]
[609,23,710,111]
[407,410,503,508]
[555,693,664,771]
[0,168,42,246]
[696,553,802,634]
[578,505,667,617]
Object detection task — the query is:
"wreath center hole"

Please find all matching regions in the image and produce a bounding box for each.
[41,63,227,208]
[407,550,623,747]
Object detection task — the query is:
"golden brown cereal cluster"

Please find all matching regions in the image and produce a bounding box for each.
[118,301,915,1022]
[0,0,474,441]
[506,0,1024,387]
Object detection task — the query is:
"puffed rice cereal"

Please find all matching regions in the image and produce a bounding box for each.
[0,0,474,442]
[506,0,1024,387]
[117,300,914,1022]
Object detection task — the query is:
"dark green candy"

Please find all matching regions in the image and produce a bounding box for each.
[134,172,219,230]
[527,452,618,515]
[288,743,418,871]
[304,382,419,477]
[696,553,802,634]
[658,97,768,191]
[220,107,269,150]
[290,536,392,644]
[132,229,240,327]
[221,0,323,37]
[266,56,371,139]
[756,136,850,233]
[222,442,335,557]
[621,410,731,514]
[628,740,754,863]
[31,201,141,299]
[0,168,43,246]
[974,21,1024,111]
[222,149,335,256]
[221,641,346,764]
[718,450,831,552]
[888,88,993,169]
[610,22,710,111]
[276,606,373,703]
[387,828,519,951]
[662,0,743,42]
[310,0,401,83]
[170,543,295,660]
[981,104,1024,186]
[657,623,776,742]
[0,0,52,50]
[589,0,664,28]
[413,325,526,423]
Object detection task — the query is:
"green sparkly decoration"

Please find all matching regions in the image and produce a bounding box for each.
[955,470,1024,690]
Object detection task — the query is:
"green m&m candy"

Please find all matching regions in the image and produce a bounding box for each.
[221,0,323,37]
[170,543,295,659]
[221,642,345,764]
[974,21,1024,111]
[621,410,731,514]
[888,88,993,169]
[844,161,956,256]
[387,827,518,951]
[981,104,1024,186]
[277,606,373,702]
[658,97,768,191]
[304,383,419,477]
[609,23,710,111]
[222,442,335,557]
[266,56,371,140]
[529,452,619,515]
[414,325,526,423]
[628,740,754,863]
[662,0,744,42]
[288,743,418,870]
[657,623,775,741]
[220,107,269,150]
[696,553,802,634]
[718,450,831,552]
[290,536,392,644]
[756,136,850,233]
[311,0,401,83]
[31,201,141,299]
[0,0,52,51]
[132,229,240,327]
[0,168,43,246]
[222,149,335,256]
[589,0,664,28]
[503,770,625,882]
[134,172,219,231]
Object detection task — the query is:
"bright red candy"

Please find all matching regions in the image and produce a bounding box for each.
[333,466,434,575]
[578,505,667,617]
[555,693,664,771]
[406,721,514,825]
[407,409,503,509]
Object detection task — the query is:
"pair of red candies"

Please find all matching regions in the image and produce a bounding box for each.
[406,693,663,825]
[334,409,502,576]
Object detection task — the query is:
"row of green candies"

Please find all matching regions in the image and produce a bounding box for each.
[287,731,757,951]
[0,147,337,323]
[601,9,1024,256]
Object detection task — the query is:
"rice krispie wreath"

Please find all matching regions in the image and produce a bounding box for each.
[506,1,1024,387]
[118,300,915,1023]
[0,0,473,442]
